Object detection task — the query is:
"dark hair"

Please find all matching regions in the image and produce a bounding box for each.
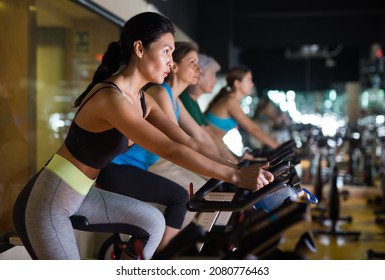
[165,41,198,83]
[205,65,251,114]
[74,12,175,107]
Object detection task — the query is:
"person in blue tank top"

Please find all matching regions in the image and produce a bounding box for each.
[205,66,279,152]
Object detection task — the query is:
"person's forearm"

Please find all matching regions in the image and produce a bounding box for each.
[250,129,279,149]
[204,126,239,163]
[160,143,238,183]
[189,137,238,168]
[194,128,222,156]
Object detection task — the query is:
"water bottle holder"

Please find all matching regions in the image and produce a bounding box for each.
[301,188,318,204]
[253,186,318,212]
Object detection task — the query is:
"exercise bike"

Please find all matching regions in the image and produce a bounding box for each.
[95,140,317,259]
[154,160,317,259]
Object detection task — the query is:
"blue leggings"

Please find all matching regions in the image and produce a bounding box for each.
[13,168,165,259]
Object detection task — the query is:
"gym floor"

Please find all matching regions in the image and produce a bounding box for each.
[279,183,385,260]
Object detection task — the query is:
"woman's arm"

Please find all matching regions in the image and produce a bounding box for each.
[228,99,279,149]
[204,124,240,163]
[103,91,273,190]
[147,86,219,152]
[145,94,236,167]
[146,86,230,165]
[146,85,178,124]
[177,100,220,153]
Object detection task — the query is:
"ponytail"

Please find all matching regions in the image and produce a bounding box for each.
[205,65,251,114]
[74,41,124,107]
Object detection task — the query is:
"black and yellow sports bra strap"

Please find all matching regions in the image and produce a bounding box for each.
[75,82,123,116]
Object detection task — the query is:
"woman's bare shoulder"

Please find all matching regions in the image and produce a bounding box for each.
[146,84,167,96]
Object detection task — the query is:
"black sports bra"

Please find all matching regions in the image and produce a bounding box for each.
[64,82,146,169]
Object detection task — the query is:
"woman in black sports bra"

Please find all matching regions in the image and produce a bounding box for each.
[13,12,274,260]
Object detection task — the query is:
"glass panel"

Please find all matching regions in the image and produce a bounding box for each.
[0,0,120,236]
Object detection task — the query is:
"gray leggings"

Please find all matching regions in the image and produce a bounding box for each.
[20,168,165,259]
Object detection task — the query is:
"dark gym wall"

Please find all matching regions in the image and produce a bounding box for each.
[146,0,199,41]
[147,0,235,71]
[147,0,385,92]
[242,47,362,94]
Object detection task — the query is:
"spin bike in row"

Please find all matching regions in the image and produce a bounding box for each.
[90,140,318,259]
[155,159,318,260]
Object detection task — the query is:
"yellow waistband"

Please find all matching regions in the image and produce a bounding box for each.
[45,154,95,195]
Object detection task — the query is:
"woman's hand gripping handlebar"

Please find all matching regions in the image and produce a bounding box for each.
[234,161,274,191]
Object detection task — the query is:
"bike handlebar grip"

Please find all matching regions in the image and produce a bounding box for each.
[268,140,296,160]
[277,139,296,151]
[238,151,294,169]
[267,160,291,177]
[268,149,296,166]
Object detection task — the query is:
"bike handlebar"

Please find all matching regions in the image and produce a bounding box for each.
[186,180,287,212]
[186,160,291,212]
